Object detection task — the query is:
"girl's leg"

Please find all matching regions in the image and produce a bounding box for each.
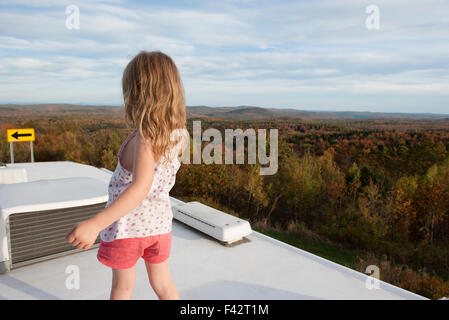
[144,260,180,300]
[110,266,136,300]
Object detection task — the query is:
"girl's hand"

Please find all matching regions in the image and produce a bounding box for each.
[66,219,101,250]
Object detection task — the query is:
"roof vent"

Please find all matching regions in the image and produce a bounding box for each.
[172,201,252,244]
[0,166,27,184]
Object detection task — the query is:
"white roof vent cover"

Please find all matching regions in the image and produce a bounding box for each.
[173,201,252,244]
[0,166,28,184]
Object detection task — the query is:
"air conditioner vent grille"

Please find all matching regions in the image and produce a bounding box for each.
[8,202,106,266]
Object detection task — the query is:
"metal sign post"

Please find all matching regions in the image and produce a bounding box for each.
[10,141,14,163]
[7,128,35,163]
[30,140,34,162]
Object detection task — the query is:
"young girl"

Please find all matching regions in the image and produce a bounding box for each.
[66,51,187,300]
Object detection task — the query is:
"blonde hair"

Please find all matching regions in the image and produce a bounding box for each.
[122,51,187,165]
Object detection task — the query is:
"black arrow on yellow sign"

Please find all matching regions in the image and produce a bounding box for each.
[11,131,32,140]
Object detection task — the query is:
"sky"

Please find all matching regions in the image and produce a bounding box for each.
[0,0,448,114]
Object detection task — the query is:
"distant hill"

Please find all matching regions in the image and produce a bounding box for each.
[1,104,448,121]
[0,104,123,120]
[187,105,449,120]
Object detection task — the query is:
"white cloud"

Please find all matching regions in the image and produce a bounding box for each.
[0,0,448,113]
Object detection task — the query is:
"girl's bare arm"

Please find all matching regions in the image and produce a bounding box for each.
[66,132,155,250]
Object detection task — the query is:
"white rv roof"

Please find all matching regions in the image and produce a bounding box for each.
[0,177,108,215]
[0,161,110,216]
[0,161,426,300]
[2,161,111,184]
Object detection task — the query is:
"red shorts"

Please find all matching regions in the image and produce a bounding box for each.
[97,232,172,269]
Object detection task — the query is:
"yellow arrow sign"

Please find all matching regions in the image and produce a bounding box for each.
[7,128,35,142]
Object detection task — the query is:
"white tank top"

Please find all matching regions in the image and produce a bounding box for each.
[100,129,183,242]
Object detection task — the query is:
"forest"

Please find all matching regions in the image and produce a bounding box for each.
[1,110,448,299]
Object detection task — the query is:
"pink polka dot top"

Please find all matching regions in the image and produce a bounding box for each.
[100,129,183,242]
